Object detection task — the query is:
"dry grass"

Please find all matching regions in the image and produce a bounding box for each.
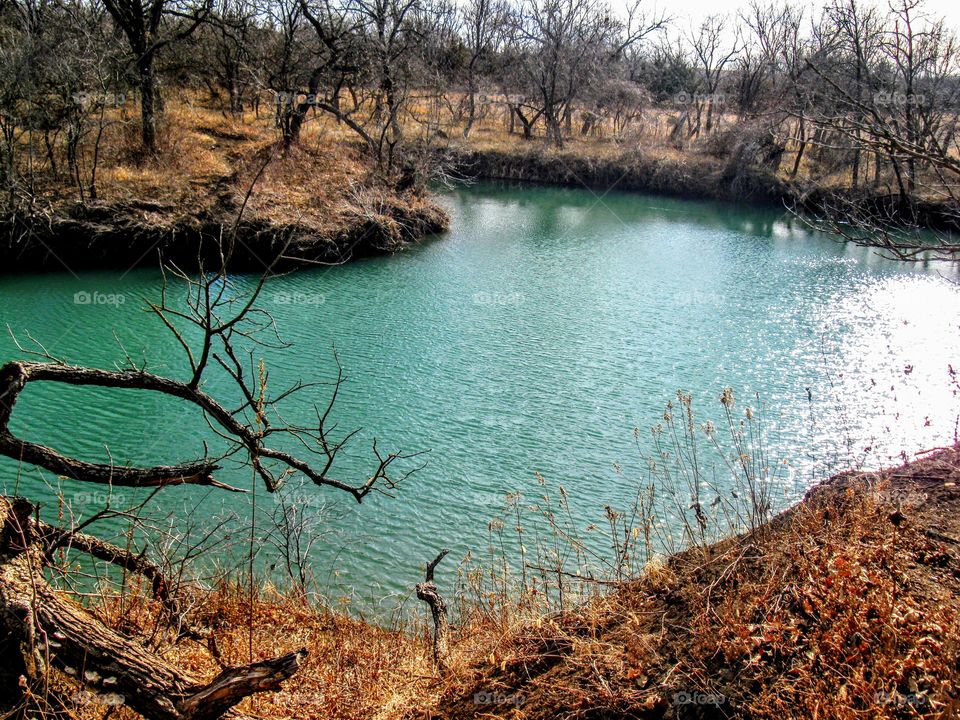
[16,92,439,240]
[15,86,952,231]
[17,86,945,235]
[36,448,958,720]
[421,95,953,200]
[423,447,960,719]
[59,581,435,720]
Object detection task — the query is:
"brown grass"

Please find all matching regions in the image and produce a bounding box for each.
[16,92,440,240]
[41,447,960,720]
[17,86,945,236]
[15,85,953,233]
[61,581,434,720]
[419,94,952,200]
[423,447,960,719]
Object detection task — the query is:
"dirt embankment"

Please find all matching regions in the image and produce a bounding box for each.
[1,193,449,273]
[446,145,960,232]
[425,446,960,719]
[0,108,450,274]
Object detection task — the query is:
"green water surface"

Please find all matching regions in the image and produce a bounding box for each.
[1,182,958,605]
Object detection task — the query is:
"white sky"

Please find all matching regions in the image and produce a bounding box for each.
[644,0,960,35]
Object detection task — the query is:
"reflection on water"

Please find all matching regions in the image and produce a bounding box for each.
[1,181,958,606]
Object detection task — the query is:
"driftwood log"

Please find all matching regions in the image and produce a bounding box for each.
[0,496,306,719]
[416,549,450,671]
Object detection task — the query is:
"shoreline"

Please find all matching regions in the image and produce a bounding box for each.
[0,194,449,274]
[4,143,957,275]
[445,145,960,234]
[9,444,952,719]
[430,445,960,718]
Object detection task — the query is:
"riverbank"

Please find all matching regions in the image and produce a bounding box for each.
[1,191,448,273]
[45,446,960,720]
[444,144,960,233]
[0,101,448,273]
[6,95,957,275]
[429,445,960,719]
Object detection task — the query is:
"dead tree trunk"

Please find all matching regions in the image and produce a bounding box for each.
[416,549,449,672]
[0,497,306,719]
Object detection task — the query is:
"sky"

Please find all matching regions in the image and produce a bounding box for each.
[648,0,960,34]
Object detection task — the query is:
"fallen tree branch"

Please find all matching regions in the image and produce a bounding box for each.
[0,362,229,490]
[0,358,420,500]
[39,520,179,616]
[176,649,307,720]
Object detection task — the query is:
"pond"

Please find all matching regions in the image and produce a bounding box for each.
[2,181,959,608]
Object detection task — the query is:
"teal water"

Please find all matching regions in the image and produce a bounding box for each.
[2,181,959,606]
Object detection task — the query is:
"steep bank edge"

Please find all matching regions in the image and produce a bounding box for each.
[0,197,450,273]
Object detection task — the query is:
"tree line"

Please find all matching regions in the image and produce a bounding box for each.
[2,0,960,234]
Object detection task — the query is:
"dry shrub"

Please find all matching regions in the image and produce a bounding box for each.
[697,480,960,718]
[426,448,960,719]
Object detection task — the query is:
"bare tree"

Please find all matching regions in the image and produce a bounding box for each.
[508,0,663,147]
[272,0,435,178]
[353,0,421,168]
[459,0,508,137]
[797,0,960,257]
[686,14,740,137]
[740,0,811,175]
[262,0,312,145]
[101,0,212,153]
[207,0,260,115]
